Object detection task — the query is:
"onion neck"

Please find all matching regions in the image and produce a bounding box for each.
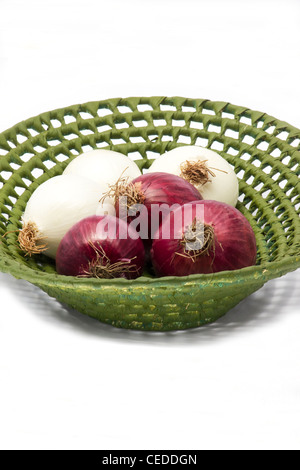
[180,218,215,261]
[18,222,47,256]
[180,160,216,187]
[101,179,145,212]
[117,181,145,212]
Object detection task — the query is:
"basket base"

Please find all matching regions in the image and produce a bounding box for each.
[33,279,266,331]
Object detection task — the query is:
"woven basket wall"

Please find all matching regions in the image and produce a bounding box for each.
[0,96,300,331]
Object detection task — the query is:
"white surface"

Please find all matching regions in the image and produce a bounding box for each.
[0,0,300,451]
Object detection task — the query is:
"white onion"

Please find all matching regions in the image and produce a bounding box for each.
[148,145,239,207]
[63,149,141,189]
[19,174,115,259]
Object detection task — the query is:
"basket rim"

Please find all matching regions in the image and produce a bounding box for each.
[1,96,300,289]
[1,253,300,289]
[2,95,300,138]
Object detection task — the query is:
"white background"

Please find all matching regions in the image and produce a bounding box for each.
[0,0,300,451]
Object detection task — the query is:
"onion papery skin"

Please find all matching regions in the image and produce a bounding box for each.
[151,200,257,277]
[63,149,141,189]
[115,172,203,243]
[56,215,145,279]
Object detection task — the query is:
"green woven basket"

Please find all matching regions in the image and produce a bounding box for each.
[0,96,299,331]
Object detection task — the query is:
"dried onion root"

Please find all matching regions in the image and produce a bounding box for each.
[80,243,139,279]
[18,222,47,256]
[176,218,216,263]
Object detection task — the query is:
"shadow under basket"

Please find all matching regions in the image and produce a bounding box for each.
[0,96,300,331]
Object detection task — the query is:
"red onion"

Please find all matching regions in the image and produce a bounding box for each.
[108,172,202,243]
[151,200,257,277]
[56,215,145,279]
